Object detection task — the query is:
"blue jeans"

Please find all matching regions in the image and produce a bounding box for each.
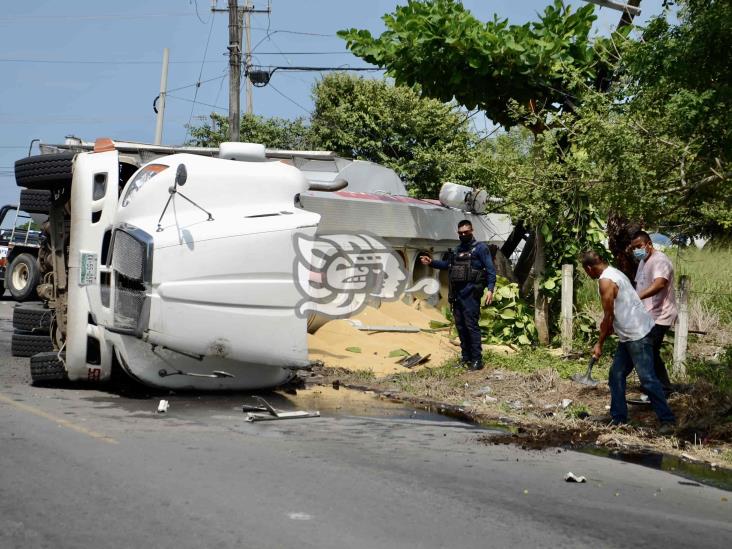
[609,334,676,424]
[452,293,482,363]
[648,323,672,392]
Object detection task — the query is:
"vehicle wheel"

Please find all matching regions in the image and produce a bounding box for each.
[14,152,74,190]
[7,253,40,301]
[30,352,67,385]
[12,333,54,357]
[19,188,52,214]
[13,303,52,333]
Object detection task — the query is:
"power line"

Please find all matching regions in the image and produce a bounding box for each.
[167,74,227,94]
[190,0,209,24]
[184,12,219,141]
[0,53,353,65]
[267,83,311,115]
[168,94,228,112]
[0,13,194,22]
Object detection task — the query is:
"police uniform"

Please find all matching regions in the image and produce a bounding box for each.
[431,238,497,368]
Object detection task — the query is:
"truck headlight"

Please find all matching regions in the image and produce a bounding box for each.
[121,163,168,207]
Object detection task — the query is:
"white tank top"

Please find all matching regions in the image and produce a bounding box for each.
[600,266,654,342]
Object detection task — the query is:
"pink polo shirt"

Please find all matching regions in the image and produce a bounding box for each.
[634,249,677,326]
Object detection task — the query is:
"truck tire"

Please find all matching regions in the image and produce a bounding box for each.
[11,333,54,357]
[13,303,52,334]
[19,188,52,214]
[14,152,74,190]
[30,352,67,385]
[6,253,40,301]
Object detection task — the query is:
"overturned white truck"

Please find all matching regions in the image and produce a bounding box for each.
[12,138,512,390]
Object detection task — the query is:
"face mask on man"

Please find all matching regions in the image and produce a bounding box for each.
[633,247,648,262]
[459,233,473,244]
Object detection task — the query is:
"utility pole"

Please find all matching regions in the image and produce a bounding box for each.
[244,1,253,115]
[154,47,169,145]
[212,1,271,141]
[227,0,241,141]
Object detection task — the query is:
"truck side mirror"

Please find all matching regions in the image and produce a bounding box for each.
[175,164,187,187]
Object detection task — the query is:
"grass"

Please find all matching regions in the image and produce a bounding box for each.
[384,360,466,395]
[483,347,611,381]
[345,368,376,383]
[673,247,732,325]
[686,345,732,395]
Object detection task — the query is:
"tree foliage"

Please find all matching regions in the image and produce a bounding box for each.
[339,0,608,128]
[186,113,313,150]
[311,73,483,196]
[575,0,732,236]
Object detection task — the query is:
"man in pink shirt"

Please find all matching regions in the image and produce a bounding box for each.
[631,231,677,394]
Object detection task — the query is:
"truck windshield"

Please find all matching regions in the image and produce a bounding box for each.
[0,208,41,245]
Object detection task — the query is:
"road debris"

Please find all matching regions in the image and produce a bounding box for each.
[564,472,587,483]
[243,396,320,422]
[397,353,431,369]
[157,400,170,413]
[348,320,421,334]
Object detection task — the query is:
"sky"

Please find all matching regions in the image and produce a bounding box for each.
[0,0,671,205]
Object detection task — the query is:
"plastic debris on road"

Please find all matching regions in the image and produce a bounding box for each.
[564,472,587,483]
[243,396,320,422]
[157,400,169,413]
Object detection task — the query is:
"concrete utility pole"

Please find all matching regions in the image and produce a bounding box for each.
[244,1,253,116]
[213,1,271,141]
[227,0,241,141]
[154,48,170,145]
[582,1,641,17]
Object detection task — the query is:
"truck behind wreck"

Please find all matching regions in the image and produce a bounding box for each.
[11,138,512,390]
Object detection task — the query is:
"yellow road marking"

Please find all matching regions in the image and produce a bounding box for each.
[0,393,119,445]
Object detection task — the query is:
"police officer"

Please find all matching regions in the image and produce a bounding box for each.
[421,220,496,370]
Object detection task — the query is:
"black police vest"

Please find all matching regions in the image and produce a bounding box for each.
[449,242,485,284]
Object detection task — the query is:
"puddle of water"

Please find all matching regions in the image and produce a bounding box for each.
[84,385,731,490]
[580,446,732,491]
[283,386,460,422]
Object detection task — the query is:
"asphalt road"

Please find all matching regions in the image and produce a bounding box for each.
[0,299,730,549]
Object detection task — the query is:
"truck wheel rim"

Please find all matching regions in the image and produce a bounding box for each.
[12,263,29,290]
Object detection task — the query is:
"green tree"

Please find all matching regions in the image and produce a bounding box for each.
[575,0,732,237]
[310,73,483,197]
[186,112,313,150]
[339,0,608,129]
[339,0,611,343]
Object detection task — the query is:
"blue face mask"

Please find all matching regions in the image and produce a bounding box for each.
[633,248,648,262]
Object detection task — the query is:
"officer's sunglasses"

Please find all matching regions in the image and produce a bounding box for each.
[457,229,472,236]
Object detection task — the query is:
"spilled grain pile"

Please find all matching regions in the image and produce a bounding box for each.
[308,300,458,375]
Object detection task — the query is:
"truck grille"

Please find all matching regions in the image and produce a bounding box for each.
[114,284,147,331]
[111,227,151,333]
[112,230,145,281]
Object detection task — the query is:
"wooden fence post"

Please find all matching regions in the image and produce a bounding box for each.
[561,264,574,356]
[673,275,690,376]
